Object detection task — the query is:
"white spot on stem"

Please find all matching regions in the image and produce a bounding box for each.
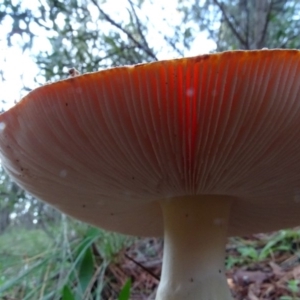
[97,200,105,206]
[0,122,6,131]
[213,218,224,226]
[294,189,300,203]
[59,169,67,178]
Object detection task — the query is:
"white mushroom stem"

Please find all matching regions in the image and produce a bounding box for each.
[156,196,234,300]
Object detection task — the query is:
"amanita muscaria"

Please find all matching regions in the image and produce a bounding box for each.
[1,50,300,299]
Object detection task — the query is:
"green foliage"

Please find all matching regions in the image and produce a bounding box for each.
[77,247,95,295]
[0,255,52,294]
[118,279,131,300]
[178,0,300,51]
[287,279,300,294]
[0,221,132,299]
[280,279,300,300]
[61,285,76,300]
[227,229,300,269]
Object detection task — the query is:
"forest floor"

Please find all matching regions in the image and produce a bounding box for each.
[103,230,300,300]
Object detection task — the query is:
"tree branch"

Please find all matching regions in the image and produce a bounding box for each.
[127,0,156,59]
[245,0,250,49]
[90,0,158,61]
[163,35,185,57]
[213,0,248,48]
[258,0,272,48]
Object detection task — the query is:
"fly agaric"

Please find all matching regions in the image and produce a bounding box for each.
[1,50,300,299]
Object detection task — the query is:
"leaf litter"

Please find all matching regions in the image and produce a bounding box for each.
[101,229,300,299]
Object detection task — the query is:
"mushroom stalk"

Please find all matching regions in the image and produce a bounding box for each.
[156,196,233,300]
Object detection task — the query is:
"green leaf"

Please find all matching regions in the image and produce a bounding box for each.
[237,246,259,261]
[78,247,94,294]
[118,279,131,300]
[61,285,76,300]
[58,229,102,291]
[287,279,299,293]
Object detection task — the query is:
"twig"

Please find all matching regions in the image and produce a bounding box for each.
[127,0,155,59]
[124,253,160,281]
[90,0,158,61]
[213,0,247,48]
[164,35,184,57]
[257,0,273,48]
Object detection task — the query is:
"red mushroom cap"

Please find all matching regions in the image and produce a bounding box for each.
[1,50,300,236]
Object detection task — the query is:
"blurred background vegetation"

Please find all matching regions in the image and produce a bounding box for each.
[1,0,300,299]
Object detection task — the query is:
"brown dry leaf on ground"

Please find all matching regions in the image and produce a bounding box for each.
[102,234,300,299]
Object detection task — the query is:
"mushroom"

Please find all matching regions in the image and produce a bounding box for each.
[1,50,300,299]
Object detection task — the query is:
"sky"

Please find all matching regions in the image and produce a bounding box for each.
[0,0,216,111]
